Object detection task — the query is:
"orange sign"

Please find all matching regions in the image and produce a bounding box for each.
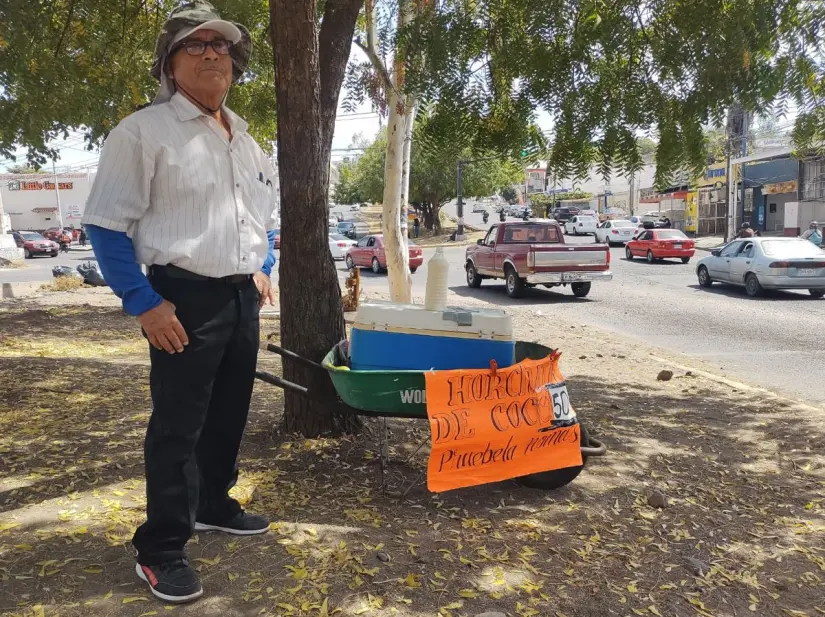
[424,354,582,492]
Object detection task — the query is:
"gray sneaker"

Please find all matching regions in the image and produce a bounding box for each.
[194,511,270,535]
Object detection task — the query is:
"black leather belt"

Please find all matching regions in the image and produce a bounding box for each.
[149,264,252,285]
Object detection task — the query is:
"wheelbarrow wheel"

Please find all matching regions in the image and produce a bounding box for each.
[515,423,589,491]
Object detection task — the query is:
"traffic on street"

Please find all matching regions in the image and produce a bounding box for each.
[344,233,825,406]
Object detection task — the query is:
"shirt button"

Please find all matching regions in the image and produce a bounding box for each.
[241,219,246,225]
[235,183,240,188]
[242,256,248,262]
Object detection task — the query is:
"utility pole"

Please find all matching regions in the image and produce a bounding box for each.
[52,161,65,231]
[739,111,749,228]
[628,172,636,216]
[456,161,465,239]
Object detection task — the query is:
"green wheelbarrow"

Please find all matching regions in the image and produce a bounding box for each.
[256,340,606,491]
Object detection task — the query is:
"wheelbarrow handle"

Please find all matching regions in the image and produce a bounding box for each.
[580,437,607,457]
[265,343,325,372]
[255,370,309,396]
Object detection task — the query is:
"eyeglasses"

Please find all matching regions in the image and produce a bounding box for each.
[173,39,233,56]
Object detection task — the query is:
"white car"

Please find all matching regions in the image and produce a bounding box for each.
[472,202,488,213]
[595,219,638,245]
[696,237,825,298]
[564,215,599,236]
[329,233,356,260]
[641,211,662,224]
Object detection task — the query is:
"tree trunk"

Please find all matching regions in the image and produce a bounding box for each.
[399,96,416,240]
[381,89,413,303]
[421,199,442,234]
[271,0,363,437]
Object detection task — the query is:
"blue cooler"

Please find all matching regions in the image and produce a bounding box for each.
[350,303,515,371]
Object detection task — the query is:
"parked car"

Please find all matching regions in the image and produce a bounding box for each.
[337,220,369,239]
[10,231,59,258]
[564,215,599,236]
[465,221,612,298]
[43,227,73,245]
[595,219,638,245]
[696,237,825,298]
[641,211,663,224]
[345,235,424,274]
[329,233,356,260]
[551,207,581,223]
[625,229,695,263]
[472,202,488,214]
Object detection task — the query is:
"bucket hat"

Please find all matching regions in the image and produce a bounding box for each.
[150,1,251,105]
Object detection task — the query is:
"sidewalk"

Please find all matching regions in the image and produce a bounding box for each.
[693,235,726,251]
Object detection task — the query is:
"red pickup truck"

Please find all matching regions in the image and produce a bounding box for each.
[465,221,612,298]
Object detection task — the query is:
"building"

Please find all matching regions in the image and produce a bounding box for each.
[0,172,94,232]
[694,163,728,235]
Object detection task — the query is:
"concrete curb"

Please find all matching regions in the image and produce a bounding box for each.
[1,281,44,299]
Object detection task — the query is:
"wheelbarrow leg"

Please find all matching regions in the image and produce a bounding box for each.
[380,417,390,495]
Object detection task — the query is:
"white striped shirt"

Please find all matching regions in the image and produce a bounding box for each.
[83,92,277,278]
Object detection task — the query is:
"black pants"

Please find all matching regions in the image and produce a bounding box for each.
[132,269,260,565]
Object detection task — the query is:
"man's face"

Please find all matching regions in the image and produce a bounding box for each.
[168,29,232,100]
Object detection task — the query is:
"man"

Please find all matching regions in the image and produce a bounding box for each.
[735,222,755,238]
[83,1,277,604]
[801,221,821,243]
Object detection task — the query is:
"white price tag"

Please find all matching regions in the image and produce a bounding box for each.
[545,382,576,422]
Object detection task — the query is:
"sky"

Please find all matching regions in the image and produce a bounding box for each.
[0,45,558,174]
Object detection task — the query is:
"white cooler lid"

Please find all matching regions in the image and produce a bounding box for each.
[354,302,513,338]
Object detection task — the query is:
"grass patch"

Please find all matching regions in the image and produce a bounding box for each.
[39,276,85,292]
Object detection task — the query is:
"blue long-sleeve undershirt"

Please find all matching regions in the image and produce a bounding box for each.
[262,230,277,276]
[86,225,276,316]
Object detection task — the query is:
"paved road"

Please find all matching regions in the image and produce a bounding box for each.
[441,199,529,230]
[348,235,825,405]
[0,246,99,284]
[6,237,823,405]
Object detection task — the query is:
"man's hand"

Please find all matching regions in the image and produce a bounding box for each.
[137,299,189,354]
[253,271,275,308]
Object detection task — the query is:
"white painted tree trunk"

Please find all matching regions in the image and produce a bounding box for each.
[381,88,412,303]
[399,94,416,239]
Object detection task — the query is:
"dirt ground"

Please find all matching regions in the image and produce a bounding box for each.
[1,290,824,617]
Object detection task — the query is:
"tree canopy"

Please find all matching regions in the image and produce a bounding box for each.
[0,0,276,166]
[402,0,825,188]
[342,119,523,231]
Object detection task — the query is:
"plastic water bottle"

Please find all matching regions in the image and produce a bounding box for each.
[424,247,449,312]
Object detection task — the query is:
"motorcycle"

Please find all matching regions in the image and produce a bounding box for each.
[59,240,71,253]
[482,212,489,224]
[499,211,506,222]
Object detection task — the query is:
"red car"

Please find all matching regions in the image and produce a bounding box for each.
[10,231,59,258]
[625,229,695,264]
[345,234,424,274]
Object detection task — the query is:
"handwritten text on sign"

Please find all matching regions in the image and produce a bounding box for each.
[425,354,582,492]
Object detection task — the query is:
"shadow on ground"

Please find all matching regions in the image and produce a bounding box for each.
[0,304,823,617]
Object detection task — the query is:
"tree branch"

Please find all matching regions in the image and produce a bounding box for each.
[355,0,394,92]
[53,0,76,59]
[318,0,365,150]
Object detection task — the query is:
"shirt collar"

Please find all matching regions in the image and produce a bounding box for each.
[170,92,249,134]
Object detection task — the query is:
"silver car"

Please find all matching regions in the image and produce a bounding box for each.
[696,237,825,298]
